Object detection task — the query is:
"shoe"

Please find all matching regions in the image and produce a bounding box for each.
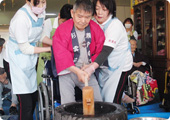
[0,110,5,116]
[122,94,135,103]
[9,106,18,115]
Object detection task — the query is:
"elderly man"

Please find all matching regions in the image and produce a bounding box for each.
[52,0,105,104]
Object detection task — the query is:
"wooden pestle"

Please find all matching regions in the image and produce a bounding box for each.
[82,77,95,115]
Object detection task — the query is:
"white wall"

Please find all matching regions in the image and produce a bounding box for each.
[117,6,131,22]
[0,0,131,25]
[0,27,9,41]
[0,6,131,25]
[0,11,15,25]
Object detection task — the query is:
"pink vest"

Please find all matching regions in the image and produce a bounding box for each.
[52,19,105,74]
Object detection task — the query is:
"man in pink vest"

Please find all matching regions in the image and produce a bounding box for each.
[52,0,105,104]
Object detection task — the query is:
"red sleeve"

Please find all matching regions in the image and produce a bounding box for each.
[52,20,75,74]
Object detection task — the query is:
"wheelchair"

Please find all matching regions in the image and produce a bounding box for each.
[37,57,59,120]
[123,64,157,114]
[36,56,83,120]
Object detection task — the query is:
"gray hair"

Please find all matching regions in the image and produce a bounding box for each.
[73,0,93,14]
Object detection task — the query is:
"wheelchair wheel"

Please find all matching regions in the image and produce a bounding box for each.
[133,106,140,114]
[38,82,50,120]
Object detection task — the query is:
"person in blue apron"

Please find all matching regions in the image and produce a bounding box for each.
[37,3,73,85]
[6,0,51,119]
[82,0,133,104]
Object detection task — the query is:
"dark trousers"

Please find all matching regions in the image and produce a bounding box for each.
[113,71,129,104]
[17,91,38,120]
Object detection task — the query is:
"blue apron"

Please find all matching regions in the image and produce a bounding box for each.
[8,7,44,94]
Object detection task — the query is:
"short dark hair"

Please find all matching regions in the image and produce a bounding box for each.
[27,0,40,6]
[73,0,93,14]
[123,18,134,26]
[93,0,116,18]
[60,4,73,20]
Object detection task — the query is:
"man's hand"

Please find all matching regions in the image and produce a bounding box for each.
[68,66,89,83]
[82,64,95,77]
[76,69,89,83]
[81,64,90,71]
[133,62,142,68]
[0,72,8,85]
[81,62,99,77]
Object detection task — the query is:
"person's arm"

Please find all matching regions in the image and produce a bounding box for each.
[83,20,121,76]
[133,62,143,67]
[82,46,113,76]
[94,45,113,66]
[18,42,51,54]
[40,19,53,46]
[0,72,8,85]
[34,46,51,54]
[133,52,148,67]
[11,13,51,54]
[41,36,52,46]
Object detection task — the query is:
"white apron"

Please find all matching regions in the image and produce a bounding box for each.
[99,48,130,102]
[98,18,131,102]
[7,8,44,94]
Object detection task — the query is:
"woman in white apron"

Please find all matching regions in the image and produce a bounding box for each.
[6,0,51,119]
[83,0,133,104]
[37,4,73,85]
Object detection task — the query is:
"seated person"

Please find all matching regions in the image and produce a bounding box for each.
[0,68,18,116]
[122,37,149,103]
[129,37,149,75]
[52,0,105,104]
[0,38,18,116]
